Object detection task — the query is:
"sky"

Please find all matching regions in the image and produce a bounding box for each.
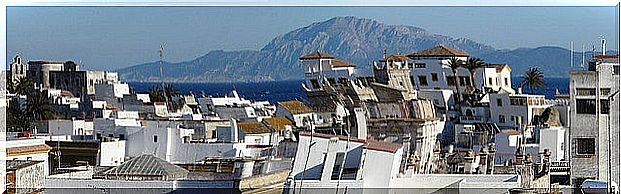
[6,6,619,71]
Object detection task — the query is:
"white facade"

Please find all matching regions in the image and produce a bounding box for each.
[538,127,566,161]
[94,83,130,98]
[45,119,94,136]
[489,93,551,129]
[99,140,126,166]
[6,138,50,175]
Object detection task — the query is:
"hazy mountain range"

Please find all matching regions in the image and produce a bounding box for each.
[117,16,616,83]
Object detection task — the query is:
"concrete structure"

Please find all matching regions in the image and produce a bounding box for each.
[9,55,27,83]
[6,160,46,194]
[569,54,620,187]
[300,51,357,93]
[6,137,51,175]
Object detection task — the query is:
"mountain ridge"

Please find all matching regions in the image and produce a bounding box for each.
[117,16,616,83]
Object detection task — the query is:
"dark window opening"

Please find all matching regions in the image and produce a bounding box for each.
[576,99,596,114]
[576,138,595,155]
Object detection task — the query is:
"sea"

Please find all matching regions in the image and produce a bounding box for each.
[129,77,569,103]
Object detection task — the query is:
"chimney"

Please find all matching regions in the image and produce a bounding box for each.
[601,36,606,55]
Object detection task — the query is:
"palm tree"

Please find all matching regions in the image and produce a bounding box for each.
[465,57,485,92]
[14,77,33,96]
[149,85,165,102]
[520,67,545,94]
[448,56,465,105]
[25,90,54,122]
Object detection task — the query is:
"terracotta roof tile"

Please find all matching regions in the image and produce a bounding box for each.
[332,59,357,68]
[407,45,470,57]
[238,121,272,134]
[299,52,335,60]
[7,144,52,157]
[380,54,410,62]
[279,100,313,114]
[262,117,293,131]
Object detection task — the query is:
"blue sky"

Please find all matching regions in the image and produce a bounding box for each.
[6,6,618,70]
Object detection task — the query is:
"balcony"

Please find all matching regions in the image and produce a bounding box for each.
[459,115,484,123]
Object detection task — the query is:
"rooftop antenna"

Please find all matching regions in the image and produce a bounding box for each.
[601,35,606,56]
[570,41,574,68]
[159,43,170,107]
[581,43,585,69]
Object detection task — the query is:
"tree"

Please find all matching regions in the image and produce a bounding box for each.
[464,57,485,92]
[448,56,465,105]
[14,77,33,96]
[520,67,545,94]
[25,90,54,123]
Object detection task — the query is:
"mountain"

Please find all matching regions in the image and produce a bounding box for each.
[117,16,615,83]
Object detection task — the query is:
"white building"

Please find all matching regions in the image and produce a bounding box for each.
[275,100,315,128]
[488,93,551,130]
[287,132,520,193]
[406,45,514,98]
[5,137,51,175]
[569,53,620,186]
[300,52,357,92]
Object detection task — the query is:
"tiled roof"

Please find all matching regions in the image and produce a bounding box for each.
[332,59,357,68]
[299,132,402,153]
[502,129,521,136]
[299,52,335,60]
[365,139,403,153]
[262,117,293,132]
[6,160,43,171]
[594,54,619,59]
[103,154,188,177]
[279,100,313,114]
[7,144,52,157]
[238,121,272,134]
[380,54,410,62]
[407,45,470,57]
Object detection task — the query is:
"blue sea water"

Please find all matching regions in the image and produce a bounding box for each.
[129,77,569,103]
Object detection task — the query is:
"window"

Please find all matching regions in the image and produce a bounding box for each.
[504,78,509,86]
[601,88,611,96]
[414,63,426,68]
[327,78,336,86]
[496,99,503,106]
[576,99,596,114]
[119,134,125,140]
[431,73,439,81]
[310,79,320,89]
[499,115,505,123]
[576,88,596,96]
[153,135,158,143]
[418,76,428,86]
[446,76,457,86]
[615,65,620,75]
[331,152,346,180]
[576,138,595,155]
[601,99,610,114]
[488,78,493,85]
[459,76,471,86]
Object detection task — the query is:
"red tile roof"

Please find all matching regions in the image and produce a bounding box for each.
[380,54,410,62]
[299,132,402,153]
[238,121,272,134]
[278,100,313,114]
[594,55,619,59]
[407,45,470,57]
[7,144,52,157]
[332,59,357,68]
[262,117,293,131]
[299,52,335,60]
